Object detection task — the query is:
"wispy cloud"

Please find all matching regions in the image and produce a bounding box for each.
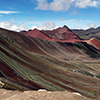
[0,11,19,14]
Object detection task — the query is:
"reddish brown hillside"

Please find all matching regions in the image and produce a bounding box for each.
[24,28,51,40]
[43,25,80,40]
[23,25,82,43]
[86,38,100,50]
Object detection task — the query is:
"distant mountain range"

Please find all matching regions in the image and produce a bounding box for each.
[72,27,100,39]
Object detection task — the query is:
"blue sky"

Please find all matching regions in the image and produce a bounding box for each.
[0,0,100,31]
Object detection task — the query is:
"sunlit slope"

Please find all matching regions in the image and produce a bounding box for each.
[1,28,100,99]
[86,38,100,50]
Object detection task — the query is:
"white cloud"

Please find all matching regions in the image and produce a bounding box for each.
[36,0,49,10]
[35,0,99,11]
[75,0,98,8]
[10,25,18,30]
[31,21,56,30]
[36,0,74,11]
[85,23,97,29]
[0,20,55,31]
[50,0,74,11]
[0,11,19,14]
[0,20,27,31]
[0,19,98,31]
[0,21,12,29]
[10,23,27,31]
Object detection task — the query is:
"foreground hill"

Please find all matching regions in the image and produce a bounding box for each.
[1,27,100,99]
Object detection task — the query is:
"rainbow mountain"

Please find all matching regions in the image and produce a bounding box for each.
[1,26,100,99]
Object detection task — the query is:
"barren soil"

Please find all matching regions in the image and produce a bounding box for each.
[0,89,91,100]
